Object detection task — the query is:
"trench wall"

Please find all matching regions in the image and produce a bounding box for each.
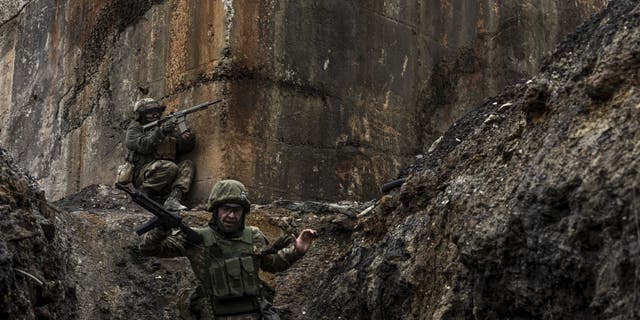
[0,0,606,202]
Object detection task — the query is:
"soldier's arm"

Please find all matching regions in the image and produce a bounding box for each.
[125,122,165,154]
[139,227,188,258]
[253,229,304,273]
[175,130,195,154]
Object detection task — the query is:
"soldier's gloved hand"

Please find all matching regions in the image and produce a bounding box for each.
[157,217,179,231]
[161,121,176,135]
[181,129,193,141]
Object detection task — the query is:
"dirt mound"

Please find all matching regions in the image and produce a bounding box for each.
[53,184,139,212]
[0,147,77,319]
[306,1,640,319]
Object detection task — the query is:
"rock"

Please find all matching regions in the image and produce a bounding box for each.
[586,67,624,101]
[522,78,550,118]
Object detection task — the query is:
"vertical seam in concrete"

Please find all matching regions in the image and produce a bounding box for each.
[222,0,234,50]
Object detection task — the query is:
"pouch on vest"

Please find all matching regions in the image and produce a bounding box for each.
[155,136,177,160]
[225,258,244,297]
[241,256,259,296]
[210,261,230,298]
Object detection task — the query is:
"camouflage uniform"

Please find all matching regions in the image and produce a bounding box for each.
[125,120,195,194]
[140,180,304,320]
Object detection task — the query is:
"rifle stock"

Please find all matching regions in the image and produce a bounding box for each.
[115,183,203,244]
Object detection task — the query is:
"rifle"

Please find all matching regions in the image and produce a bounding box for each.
[115,183,203,244]
[142,99,223,134]
[380,178,406,194]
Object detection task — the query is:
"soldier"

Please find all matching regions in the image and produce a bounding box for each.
[125,98,195,211]
[139,179,317,320]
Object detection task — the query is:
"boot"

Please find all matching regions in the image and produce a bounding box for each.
[164,188,188,211]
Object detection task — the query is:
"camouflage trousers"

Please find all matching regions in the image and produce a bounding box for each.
[133,159,194,195]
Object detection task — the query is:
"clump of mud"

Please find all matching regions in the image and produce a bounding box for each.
[0,147,77,319]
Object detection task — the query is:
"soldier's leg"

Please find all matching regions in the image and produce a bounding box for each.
[140,160,179,193]
[171,159,195,192]
[163,160,194,211]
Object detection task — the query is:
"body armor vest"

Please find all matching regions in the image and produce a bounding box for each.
[154,136,177,161]
[196,227,261,316]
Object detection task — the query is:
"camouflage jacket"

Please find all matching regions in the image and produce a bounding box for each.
[139,225,302,317]
[139,225,302,273]
[125,120,195,167]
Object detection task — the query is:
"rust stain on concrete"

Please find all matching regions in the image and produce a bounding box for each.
[231,0,269,70]
[166,0,189,93]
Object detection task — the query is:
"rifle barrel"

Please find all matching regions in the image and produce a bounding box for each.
[142,99,223,130]
[174,99,223,117]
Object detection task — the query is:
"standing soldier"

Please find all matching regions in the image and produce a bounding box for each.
[139,179,317,319]
[125,97,195,211]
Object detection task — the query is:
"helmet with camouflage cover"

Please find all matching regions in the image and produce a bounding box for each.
[207,179,251,214]
[133,98,165,119]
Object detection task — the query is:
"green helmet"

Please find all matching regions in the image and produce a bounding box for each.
[133,98,165,119]
[207,180,251,214]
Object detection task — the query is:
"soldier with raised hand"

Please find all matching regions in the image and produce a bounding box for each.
[125,97,196,211]
[139,179,317,320]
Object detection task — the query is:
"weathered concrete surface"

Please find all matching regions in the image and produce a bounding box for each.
[0,0,28,150]
[0,0,605,203]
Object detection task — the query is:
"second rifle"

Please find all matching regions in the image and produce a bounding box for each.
[115,183,203,244]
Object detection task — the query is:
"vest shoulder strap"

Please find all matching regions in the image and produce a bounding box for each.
[240,226,256,244]
[194,227,216,247]
[195,227,255,247]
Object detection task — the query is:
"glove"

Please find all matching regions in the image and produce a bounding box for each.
[157,216,180,231]
[161,121,176,135]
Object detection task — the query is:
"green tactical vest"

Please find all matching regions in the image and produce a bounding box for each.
[154,136,177,161]
[195,226,261,316]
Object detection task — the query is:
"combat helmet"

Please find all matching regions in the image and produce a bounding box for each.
[133,98,165,119]
[207,179,251,214]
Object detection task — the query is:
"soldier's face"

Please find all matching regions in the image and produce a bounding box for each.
[143,109,162,123]
[217,203,244,232]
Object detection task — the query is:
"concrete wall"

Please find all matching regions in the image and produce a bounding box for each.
[0,0,606,202]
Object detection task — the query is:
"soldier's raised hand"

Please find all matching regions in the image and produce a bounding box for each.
[293,229,318,255]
